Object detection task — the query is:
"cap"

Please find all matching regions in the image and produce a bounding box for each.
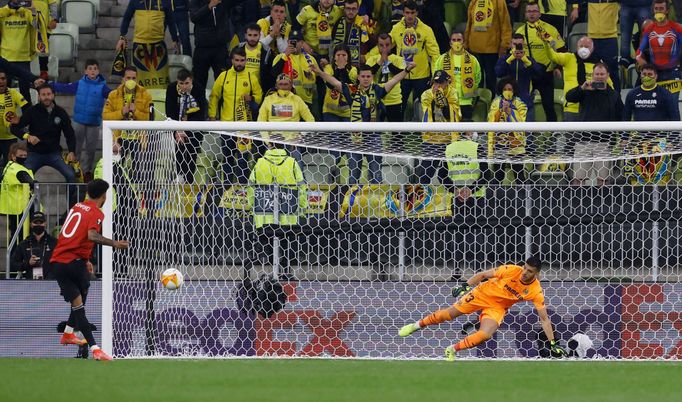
[289,30,303,41]
[432,70,450,84]
[31,211,46,223]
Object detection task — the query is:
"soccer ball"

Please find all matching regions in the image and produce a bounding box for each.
[161,268,184,290]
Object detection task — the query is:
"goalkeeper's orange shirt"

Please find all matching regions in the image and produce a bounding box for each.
[470,265,546,311]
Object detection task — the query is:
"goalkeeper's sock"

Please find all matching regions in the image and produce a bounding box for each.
[418,309,453,328]
[454,330,490,351]
[71,304,96,347]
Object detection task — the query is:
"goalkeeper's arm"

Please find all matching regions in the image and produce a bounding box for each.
[452,268,496,297]
[538,307,567,356]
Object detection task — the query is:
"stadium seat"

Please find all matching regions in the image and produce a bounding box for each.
[168,55,193,82]
[472,88,492,121]
[444,0,467,26]
[568,23,588,52]
[147,88,167,120]
[49,23,80,66]
[627,65,639,88]
[382,156,413,184]
[533,89,564,122]
[302,153,335,183]
[60,0,99,33]
[454,22,467,35]
[443,21,451,36]
[30,56,59,80]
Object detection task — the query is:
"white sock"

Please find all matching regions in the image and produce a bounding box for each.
[414,321,421,329]
[64,326,74,334]
[90,345,100,351]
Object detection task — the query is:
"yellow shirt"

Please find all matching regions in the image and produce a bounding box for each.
[389,17,440,80]
[434,51,482,106]
[515,21,565,70]
[245,43,264,80]
[322,64,358,117]
[257,16,291,53]
[539,0,567,17]
[587,2,619,39]
[296,4,342,55]
[0,7,35,62]
[365,53,404,107]
[0,89,27,140]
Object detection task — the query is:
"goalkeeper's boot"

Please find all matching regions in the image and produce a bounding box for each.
[92,349,113,361]
[444,345,457,362]
[399,323,420,337]
[60,333,87,346]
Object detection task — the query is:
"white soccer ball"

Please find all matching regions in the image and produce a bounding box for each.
[568,333,594,358]
[161,268,184,290]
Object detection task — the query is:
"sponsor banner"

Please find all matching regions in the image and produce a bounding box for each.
[112,281,682,359]
[0,281,102,358]
[657,79,682,94]
[340,184,453,219]
[220,185,331,216]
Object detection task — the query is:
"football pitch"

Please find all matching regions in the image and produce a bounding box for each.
[2,358,680,402]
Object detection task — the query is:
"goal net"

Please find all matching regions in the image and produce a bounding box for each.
[101,121,682,360]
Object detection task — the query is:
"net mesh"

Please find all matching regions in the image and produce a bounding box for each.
[104,122,682,360]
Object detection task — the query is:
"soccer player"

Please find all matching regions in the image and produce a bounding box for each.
[50,179,129,361]
[399,256,567,360]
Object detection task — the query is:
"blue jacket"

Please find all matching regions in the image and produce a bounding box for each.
[53,74,111,125]
[495,55,544,109]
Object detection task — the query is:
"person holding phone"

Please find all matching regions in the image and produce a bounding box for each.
[565,63,623,186]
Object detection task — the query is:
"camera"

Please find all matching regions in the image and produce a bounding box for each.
[592,81,606,90]
[515,43,524,51]
[10,0,32,8]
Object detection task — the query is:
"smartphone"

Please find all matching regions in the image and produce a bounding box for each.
[592,81,606,90]
[289,39,297,47]
[515,43,523,51]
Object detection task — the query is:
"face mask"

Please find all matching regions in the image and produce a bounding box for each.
[502,90,514,100]
[577,47,591,60]
[451,42,463,52]
[654,12,666,23]
[31,226,45,235]
[15,156,26,165]
[112,154,121,164]
[277,89,289,96]
[124,79,137,91]
[641,75,657,88]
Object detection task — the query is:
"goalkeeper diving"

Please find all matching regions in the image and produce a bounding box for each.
[399,256,567,360]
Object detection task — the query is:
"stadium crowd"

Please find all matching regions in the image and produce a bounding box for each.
[2,0,682,279]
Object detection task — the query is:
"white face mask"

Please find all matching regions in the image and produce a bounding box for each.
[112,154,121,163]
[577,47,591,60]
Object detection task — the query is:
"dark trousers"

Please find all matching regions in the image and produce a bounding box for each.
[173,10,192,56]
[221,136,250,185]
[460,105,473,121]
[472,53,499,94]
[8,61,31,103]
[26,151,78,208]
[620,5,650,60]
[38,33,52,73]
[384,104,404,151]
[243,231,294,279]
[533,70,557,122]
[541,14,566,37]
[593,38,620,91]
[192,46,228,92]
[414,143,448,184]
[175,130,204,183]
[400,78,430,115]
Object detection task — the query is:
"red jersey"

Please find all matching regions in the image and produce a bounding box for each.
[50,200,105,264]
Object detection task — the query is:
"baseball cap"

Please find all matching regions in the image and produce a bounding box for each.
[31,211,46,223]
[432,70,450,84]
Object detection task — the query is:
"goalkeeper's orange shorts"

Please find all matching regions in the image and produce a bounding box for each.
[453,293,506,325]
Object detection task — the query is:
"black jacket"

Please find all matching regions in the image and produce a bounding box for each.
[0,56,38,87]
[190,0,237,49]
[11,103,76,154]
[565,85,623,143]
[164,82,208,121]
[10,233,57,279]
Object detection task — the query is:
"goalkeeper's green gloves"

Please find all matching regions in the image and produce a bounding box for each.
[451,284,471,298]
[550,340,567,357]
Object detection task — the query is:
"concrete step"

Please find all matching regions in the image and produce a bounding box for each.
[98,16,130,28]
[83,37,119,50]
[108,5,128,17]
[96,27,122,39]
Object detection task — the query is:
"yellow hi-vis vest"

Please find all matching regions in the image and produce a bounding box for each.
[248,149,307,229]
[0,161,34,215]
[445,140,485,198]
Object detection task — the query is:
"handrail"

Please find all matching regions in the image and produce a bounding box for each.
[5,191,38,279]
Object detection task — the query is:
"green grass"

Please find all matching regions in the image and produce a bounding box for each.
[2,358,680,402]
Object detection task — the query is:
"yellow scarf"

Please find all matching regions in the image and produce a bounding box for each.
[34,10,50,55]
[316,6,333,53]
[442,51,476,98]
[473,0,494,32]
[0,90,16,128]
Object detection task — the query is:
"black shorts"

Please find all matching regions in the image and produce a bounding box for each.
[52,260,90,303]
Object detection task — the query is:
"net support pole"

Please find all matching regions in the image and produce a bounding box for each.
[524,186,532,259]
[652,186,660,281]
[101,123,114,354]
[398,184,406,281]
[272,184,280,278]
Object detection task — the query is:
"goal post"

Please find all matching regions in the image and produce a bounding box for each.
[100,120,682,359]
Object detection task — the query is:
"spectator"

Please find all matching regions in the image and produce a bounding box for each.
[636,0,682,82]
[538,0,567,36]
[546,36,612,122]
[209,47,263,184]
[415,70,461,184]
[365,34,406,123]
[242,24,275,96]
[620,0,650,66]
[0,69,29,169]
[418,0,450,53]
[332,0,370,66]
[464,0,512,94]
[52,60,112,183]
[257,0,291,54]
[165,68,208,183]
[0,0,39,101]
[445,128,491,208]
[295,0,342,61]
[171,0,193,55]
[570,0,620,91]
[389,1,440,109]
[35,0,59,80]
[10,211,57,279]
[496,33,544,122]
[435,30,482,121]
[271,31,319,109]
[0,141,33,245]
[10,84,78,206]
[487,77,527,183]
[565,63,623,185]
[118,0,179,89]
[516,2,565,123]
[623,64,679,121]
[190,0,237,91]
[321,46,357,123]
[312,61,414,184]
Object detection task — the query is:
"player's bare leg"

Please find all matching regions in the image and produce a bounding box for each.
[399,306,464,337]
[445,318,498,361]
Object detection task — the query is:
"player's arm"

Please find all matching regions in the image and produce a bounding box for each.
[88,229,129,249]
[538,306,567,356]
[452,268,496,297]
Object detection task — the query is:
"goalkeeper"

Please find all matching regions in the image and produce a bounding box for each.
[399,256,567,360]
